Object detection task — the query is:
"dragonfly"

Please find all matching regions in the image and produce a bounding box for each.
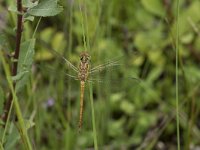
[45,49,121,130]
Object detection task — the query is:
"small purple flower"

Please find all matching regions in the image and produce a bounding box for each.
[43,98,55,108]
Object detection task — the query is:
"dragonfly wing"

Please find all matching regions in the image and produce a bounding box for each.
[64,73,79,80]
[87,76,140,85]
[48,48,79,73]
[89,59,121,74]
[39,39,78,73]
[35,63,78,81]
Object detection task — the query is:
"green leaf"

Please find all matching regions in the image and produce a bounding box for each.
[22,0,38,8]
[27,0,63,17]
[23,13,35,21]
[12,70,29,81]
[141,0,166,17]
[16,119,35,130]
[15,39,35,92]
[24,119,35,129]
[8,5,23,15]
[22,0,37,22]
[8,5,17,13]
[4,123,20,150]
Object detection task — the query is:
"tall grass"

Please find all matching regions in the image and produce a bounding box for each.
[78,0,99,149]
[175,0,180,149]
[64,0,74,149]
[0,52,32,150]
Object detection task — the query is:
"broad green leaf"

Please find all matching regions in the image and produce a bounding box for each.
[141,0,166,17]
[4,123,20,150]
[22,0,38,8]
[15,119,35,130]
[12,70,29,81]
[23,13,35,22]
[8,5,23,15]
[27,0,63,17]
[9,0,37,21]
[8,5,17,13]
[0,87,4,114]
[24,120,35,130]
[15,39,35,92]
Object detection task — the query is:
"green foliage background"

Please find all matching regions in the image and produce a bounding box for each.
[0,0,200,149]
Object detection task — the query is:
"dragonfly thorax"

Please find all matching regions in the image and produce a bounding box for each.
[78,65,89,81]
[78,59,90,82]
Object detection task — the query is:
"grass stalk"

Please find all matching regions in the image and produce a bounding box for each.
[65,2,73,149]
[0,52,32,150]
[78,0,87,51]
[0,141,4,150]
[78,0,98,148]
[1,96,14,144]
[175,0,180,149]
[89,83,98,150]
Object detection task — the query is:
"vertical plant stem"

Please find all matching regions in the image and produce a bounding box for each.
[2,0,23,123]
[78,0,87,51]
[78,0,98,148]
[64,1,73,149]
[0,142,4,150]
[1,98,14,144]
[89,83,98,150]
[175,0,180,150]
[82,0,90,52]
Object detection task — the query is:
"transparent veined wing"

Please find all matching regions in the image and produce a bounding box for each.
[35,46,140,86]
[38,39,79,73]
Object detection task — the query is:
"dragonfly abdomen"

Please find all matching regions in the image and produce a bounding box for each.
[78,52,90,131]
[78,81,85,130]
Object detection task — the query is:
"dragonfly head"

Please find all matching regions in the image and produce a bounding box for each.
[80,52,90,63]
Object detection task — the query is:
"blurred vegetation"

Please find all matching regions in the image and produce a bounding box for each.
[0,0,200,149]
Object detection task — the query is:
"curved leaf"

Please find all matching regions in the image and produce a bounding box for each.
[27,0,63,17]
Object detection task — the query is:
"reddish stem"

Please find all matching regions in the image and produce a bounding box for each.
[1,0,23,123]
